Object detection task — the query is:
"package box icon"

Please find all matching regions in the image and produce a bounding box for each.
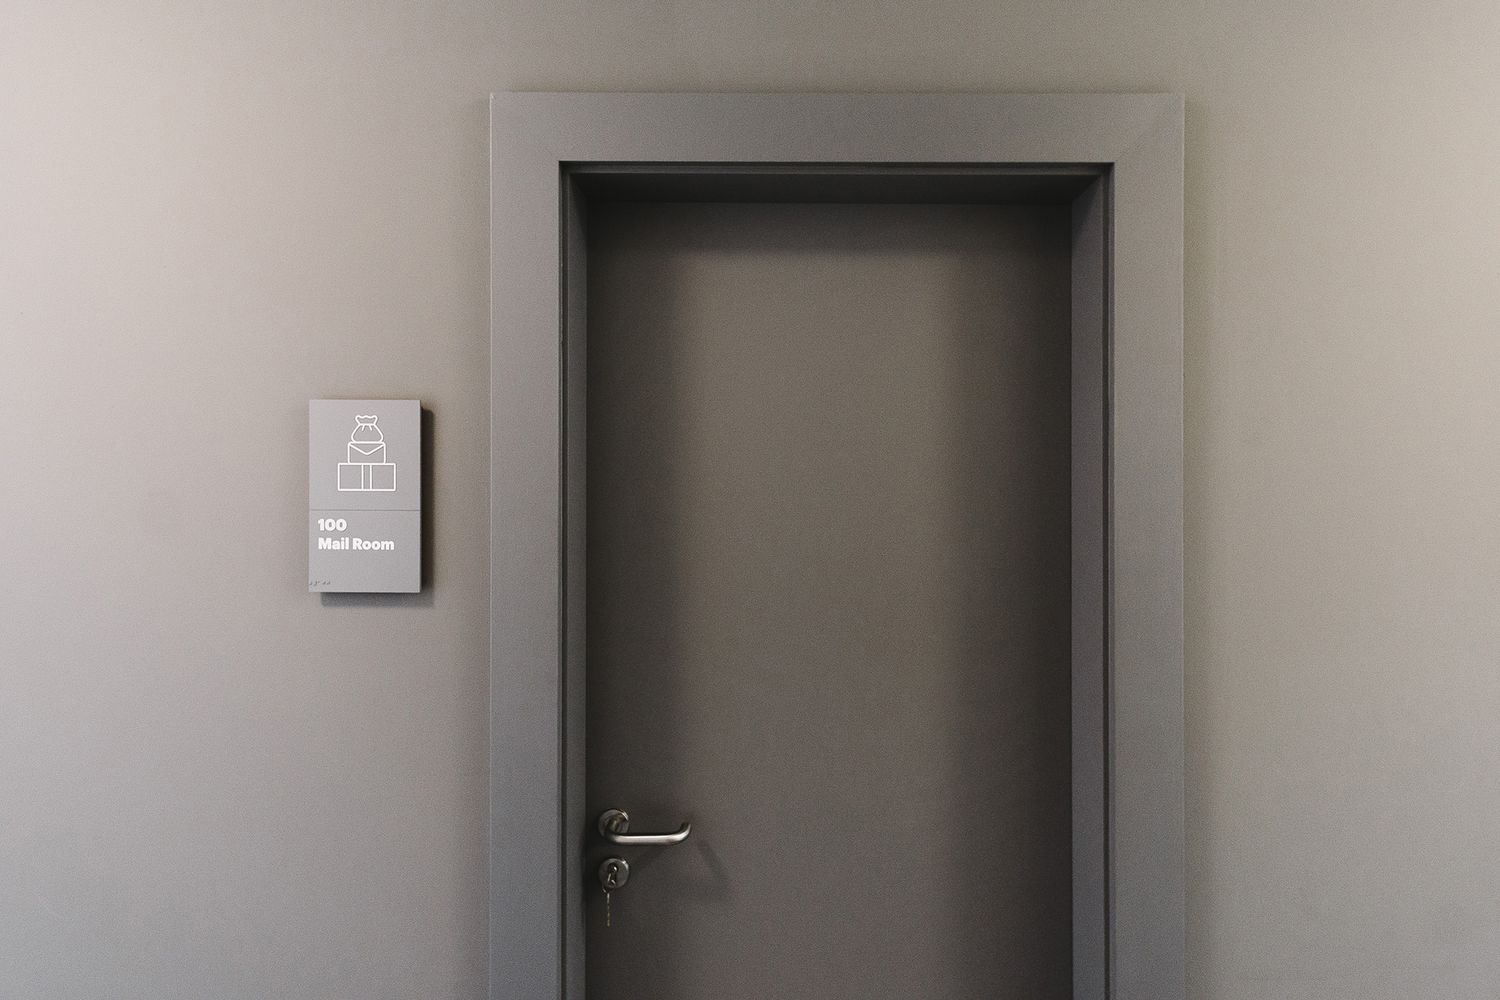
[337,462,396,491]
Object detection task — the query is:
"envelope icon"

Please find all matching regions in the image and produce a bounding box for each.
[348,441,386,464]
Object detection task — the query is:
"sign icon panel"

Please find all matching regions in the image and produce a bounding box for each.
[338,414,397,491]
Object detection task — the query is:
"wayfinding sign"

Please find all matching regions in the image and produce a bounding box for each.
[308,399,421,592]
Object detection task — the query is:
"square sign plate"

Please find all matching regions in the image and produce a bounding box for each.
[308,399,421,592]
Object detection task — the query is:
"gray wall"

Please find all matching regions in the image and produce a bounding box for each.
[1,3,1496,998]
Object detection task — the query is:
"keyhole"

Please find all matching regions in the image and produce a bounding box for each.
[598,856,629,892]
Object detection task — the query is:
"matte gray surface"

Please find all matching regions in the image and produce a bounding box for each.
[583,201,1073,999]
[308,399,421,592]
[562,175,592,1000]
[490,92,1183,1000]
[1070,178,1109,1000]
[1107,105,1185,998]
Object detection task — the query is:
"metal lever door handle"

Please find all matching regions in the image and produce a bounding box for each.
[597,808,691,845]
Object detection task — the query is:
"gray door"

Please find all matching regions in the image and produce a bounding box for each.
[584,201,1073,999]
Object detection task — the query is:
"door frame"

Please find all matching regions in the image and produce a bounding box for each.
[489,92,1184,1000]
